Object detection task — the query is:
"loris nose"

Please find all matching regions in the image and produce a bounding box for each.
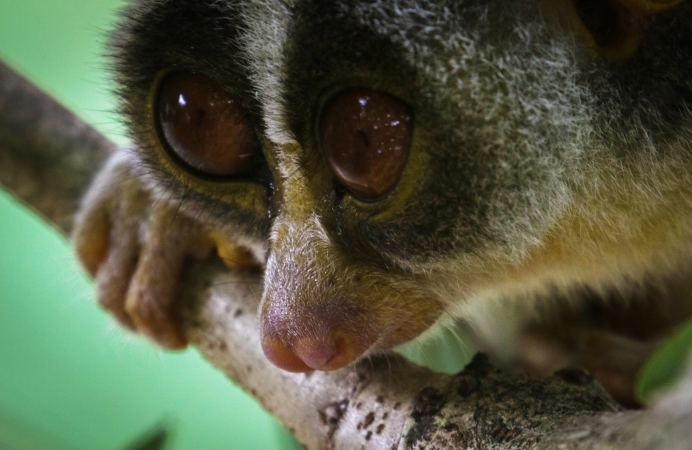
[260,299,366,372]
[261,333,345,372]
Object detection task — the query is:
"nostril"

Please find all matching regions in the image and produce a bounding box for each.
[293,337,338,370]
[260,297,368,372]
[261,335,311,373]
[261,333,348,372]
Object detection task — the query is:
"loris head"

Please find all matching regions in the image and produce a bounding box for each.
[108,0,691,372]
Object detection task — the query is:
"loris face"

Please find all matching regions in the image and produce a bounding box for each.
[78,0,692,377]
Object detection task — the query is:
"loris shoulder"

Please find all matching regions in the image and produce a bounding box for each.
[74,0,692,405]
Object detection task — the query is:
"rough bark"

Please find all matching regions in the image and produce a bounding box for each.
[2,58,692,450]
[0,61,114,233]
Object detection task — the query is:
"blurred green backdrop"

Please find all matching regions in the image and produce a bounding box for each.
[0,1,297,449]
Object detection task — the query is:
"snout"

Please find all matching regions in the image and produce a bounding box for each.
[259,297,374,372]
[257,217,444,373]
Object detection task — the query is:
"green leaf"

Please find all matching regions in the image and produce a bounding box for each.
[636,316,692,404]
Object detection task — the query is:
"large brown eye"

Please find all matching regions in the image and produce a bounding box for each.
[320,89,413,200]
[156,72,259,177]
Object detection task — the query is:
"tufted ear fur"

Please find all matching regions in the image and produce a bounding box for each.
[540,0,682,60]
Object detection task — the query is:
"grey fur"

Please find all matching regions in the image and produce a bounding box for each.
[109,0,692,376]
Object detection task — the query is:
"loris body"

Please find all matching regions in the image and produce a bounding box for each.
[74,0,692,404]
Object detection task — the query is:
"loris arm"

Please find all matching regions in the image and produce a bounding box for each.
[2,58,692,450]
[72,152,219,349]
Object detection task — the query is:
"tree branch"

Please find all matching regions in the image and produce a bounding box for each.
[2,58,691,449]
[0,60,114,234]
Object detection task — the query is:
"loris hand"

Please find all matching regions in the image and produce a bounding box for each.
[73,152,257,349]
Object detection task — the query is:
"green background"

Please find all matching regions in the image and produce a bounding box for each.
[0,1,297,448]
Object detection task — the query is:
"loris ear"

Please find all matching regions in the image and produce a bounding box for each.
[540,0,682,60]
